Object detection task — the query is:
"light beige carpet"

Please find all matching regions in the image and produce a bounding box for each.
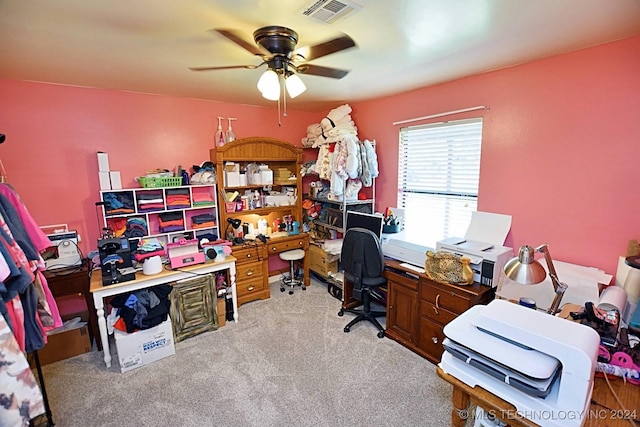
[36,277,456,427]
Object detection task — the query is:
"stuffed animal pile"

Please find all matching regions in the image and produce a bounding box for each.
[301,104,358,148]
[300,104,379,203]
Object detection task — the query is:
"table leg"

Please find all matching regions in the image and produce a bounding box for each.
[451,385,470,427]
[303,252,310,287]
[229,264,238,322]
[93,294,111,368]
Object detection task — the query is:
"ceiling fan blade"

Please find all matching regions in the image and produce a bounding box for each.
[293,34,356,62]
[189,64,261,72]
[214,28,271,57]
[295,63,350,79]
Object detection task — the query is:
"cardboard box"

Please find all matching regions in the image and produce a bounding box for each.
[217,297,226,328]
[309,244,339,278]
[114,317,176,373]
[34,324,92,366]
[98,171,111,190]
[109,171,122,190]
[223,162,240,187]
[97,151,110,171]
[260,169,273,185]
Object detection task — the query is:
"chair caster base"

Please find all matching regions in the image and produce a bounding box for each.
[280,287,285,292]
[338,309,344,317]
[377,331,385,339]
[289,290,294,295]
[344,326,350,333]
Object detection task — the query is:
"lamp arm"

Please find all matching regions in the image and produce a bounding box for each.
[535,244,568,314]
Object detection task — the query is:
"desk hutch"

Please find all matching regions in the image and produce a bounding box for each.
[212,137,310,306]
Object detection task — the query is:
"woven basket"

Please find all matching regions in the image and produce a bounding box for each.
[139,176,183,188]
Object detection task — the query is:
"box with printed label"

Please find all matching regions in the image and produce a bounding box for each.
[114,317,175,373]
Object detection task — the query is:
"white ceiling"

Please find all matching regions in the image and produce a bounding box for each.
[1,0,639,111]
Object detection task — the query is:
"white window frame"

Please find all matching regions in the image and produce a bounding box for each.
[397,117,483,249]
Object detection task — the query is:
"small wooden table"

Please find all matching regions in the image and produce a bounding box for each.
[90,257,237,368]
[436,366,639,427]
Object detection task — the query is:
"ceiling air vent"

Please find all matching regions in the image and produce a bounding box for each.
[301,0,362,24]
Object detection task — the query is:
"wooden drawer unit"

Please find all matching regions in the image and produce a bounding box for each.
[266,235,308,253]
[231,244,269,306]
[416,277,494,363]
[385,269,419,346]
[382,259,494,365]
[308,244,338,278]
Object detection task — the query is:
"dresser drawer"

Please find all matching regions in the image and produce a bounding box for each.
[385,269,419,292]
[232,245,266,264]
[420,300,457,325]
[235,275,267,298]
[236,261,264,282]
[267,237,307,253]
[419,280,473,314]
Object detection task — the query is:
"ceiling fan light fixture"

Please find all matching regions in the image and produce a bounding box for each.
[257,69,279,94]
[261,86,280,101]
[285,73,306,98]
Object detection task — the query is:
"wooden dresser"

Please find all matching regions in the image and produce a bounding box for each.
[232,242,269,306]
[384,259,494,364]
[232,233,310,306]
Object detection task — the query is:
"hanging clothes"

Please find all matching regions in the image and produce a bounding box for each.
[0,183,60,353]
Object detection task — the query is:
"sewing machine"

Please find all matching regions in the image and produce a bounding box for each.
[439,299,600,427]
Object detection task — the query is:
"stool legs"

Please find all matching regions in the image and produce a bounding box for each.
[280,259,305,295]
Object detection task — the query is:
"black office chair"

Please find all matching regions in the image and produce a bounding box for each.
[338,227,386,338]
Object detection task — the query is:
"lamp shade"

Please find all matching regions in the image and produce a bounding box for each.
[227,217,242,229]
[285,73,306,98]
[257,69,280,100]
[503,245,547,285]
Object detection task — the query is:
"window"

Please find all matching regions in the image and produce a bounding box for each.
[397,117,483,249]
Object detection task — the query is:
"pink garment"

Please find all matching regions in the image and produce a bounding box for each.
[0,251,11,282]
[7,296,26,351]
[0,184,52,252]
[38,271,63,332]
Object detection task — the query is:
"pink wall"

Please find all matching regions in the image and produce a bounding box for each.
[1,35,638,277]
[352,35,640,276]
[0,80,317,261]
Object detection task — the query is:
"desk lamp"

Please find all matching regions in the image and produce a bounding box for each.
[503,244,568,315]
[226,218,242,241]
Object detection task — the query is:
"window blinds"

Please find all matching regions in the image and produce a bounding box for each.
[398,117,483,248]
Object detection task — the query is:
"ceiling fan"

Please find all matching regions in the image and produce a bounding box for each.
[190,26,357,100]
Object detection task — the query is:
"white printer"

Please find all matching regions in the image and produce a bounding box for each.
[436,237,513,287]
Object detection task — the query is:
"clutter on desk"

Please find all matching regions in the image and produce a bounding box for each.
[382,207,401,233]
[424,250,474,285]
[567,290,640,384]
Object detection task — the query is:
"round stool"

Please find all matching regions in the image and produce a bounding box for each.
[279,249,306,295]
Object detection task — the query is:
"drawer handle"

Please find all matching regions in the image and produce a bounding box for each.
[247,285,255,291]
[432,337,438,344]
[298,241,303,246]
[246,254,252,259]
[433,294,440,315]
[272,247,277,251]
[245,269,254,276]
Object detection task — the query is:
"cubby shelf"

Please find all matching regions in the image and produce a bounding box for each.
[99,184,220,247]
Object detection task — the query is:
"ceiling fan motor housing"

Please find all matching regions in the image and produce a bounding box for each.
[253,26,298,57]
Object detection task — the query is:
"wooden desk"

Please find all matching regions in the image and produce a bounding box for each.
[340,259,494,363]
[90,257,237,368]
[437,365,639,427]
[44,260,99,349]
